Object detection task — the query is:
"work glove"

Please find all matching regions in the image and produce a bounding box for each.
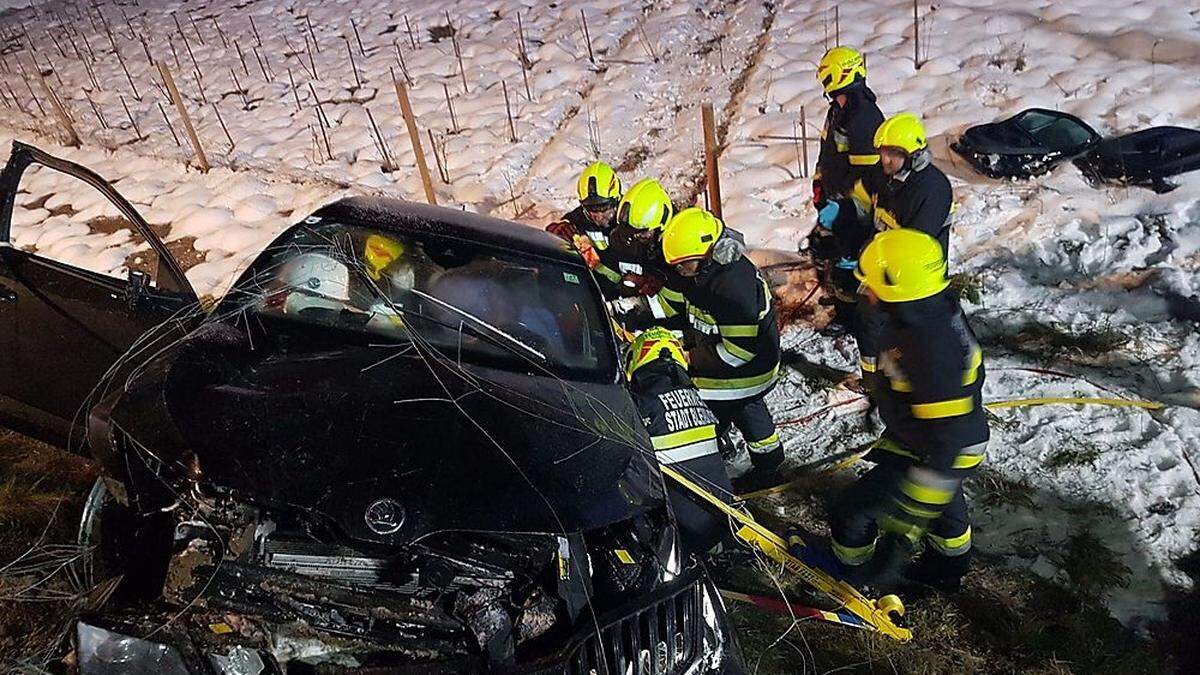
[621,272,665,297]
[817,201,840,230]
[806,229,838,263]
[811,178,826,209]
[711,228,747,265]
[546,220,575,241]
[572,234,601,270]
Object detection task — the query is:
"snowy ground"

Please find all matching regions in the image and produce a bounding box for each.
[1,0,1197,629]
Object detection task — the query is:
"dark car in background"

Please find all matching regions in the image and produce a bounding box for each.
[951,108,1101,179]
[0,142,743,674]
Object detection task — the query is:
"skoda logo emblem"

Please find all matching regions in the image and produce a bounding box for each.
[364,498,405,535]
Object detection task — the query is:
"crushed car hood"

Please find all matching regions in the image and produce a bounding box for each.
[103,321,662,546]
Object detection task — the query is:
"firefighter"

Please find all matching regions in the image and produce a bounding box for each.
[626,327,733,556]
[808,45,886,339]
[870,112,954,254]
[608,177,675,299]
[659,207,783,492]
[824,229,988,593]
[546,161,625,298]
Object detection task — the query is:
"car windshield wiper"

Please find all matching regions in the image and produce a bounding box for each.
[408,289,547,362]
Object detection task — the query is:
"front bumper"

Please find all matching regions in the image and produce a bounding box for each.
[76,571,744,674]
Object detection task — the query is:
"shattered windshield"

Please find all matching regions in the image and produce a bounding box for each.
[240,222,617,379]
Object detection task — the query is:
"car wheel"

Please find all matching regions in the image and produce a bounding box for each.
[76,477,173,601]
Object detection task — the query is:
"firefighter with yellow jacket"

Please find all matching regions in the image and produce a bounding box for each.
[658,208,783,492]
[825,229,988,593]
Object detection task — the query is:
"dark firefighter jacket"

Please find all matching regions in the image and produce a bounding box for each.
[562,205,624,299]
[869,289,990,472]
[659,257,780,402]
[630,360,732,554]
[817,84,885,208]
[871,158,954,255]
[632,364,720,466]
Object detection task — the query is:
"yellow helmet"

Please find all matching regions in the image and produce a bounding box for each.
[874,112,927,154]
[364,234,405,280]
[854,229,949,303]
[576,161,622,207]
[817,46,867,95]
[661,207,724,265]
[616,178,674,230]
[626,327,687,379]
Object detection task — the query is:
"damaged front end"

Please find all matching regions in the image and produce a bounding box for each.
[77,482,737,674]
[72,211,743,673]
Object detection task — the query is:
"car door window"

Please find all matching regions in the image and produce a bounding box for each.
[10,162,165,288]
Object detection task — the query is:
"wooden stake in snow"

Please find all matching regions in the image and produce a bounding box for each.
[6,84,29,115]
[85,89,108,129]
[23,79,47,116]
[193,67,209,106]
[351,19,367,57]
[441,81,459,133]
[516,11,531,68]
[213,102,235,151]
[304,34,319,80]
[252,45,273,80]
[447,13,468,94]
[39,75,80,146]
[158,62,209,172]
[364,106,395,172]
[392,75,438,205]
[912,0,921,70]
[157,100,182,147]
[519,54,532,101]
[212,17,229,49]
[309,82,330,129]
[344,37,362,89]
[249,16,263,47]
[120,94,141,138]
[404,14,417,50]
[580,10,595,64]
[287,67,302,113]
[427,128,450,183]
[394,41,412,86]
[502,80,516,143]
[114,44,141,99]
[186,11,206,46]
[305,14,320,53]
[230,67,249,108]
[701,102,722,219]
[799,106,810,178]
[235,40,250,76]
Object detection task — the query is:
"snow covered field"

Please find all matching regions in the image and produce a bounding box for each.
[1,0,1197,628]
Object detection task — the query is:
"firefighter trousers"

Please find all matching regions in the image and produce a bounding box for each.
[829,443,979,575]
[705,394,783,472]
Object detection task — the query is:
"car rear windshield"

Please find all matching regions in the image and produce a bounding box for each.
[241,222,617,381]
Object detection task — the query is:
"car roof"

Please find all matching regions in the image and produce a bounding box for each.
[311,196,582,266]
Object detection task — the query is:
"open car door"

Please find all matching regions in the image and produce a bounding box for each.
[0,141,199,450]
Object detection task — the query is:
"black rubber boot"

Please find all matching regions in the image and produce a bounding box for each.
[904,549,971,595]
[732,445,784,494]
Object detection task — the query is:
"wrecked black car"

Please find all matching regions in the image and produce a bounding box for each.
[0,142,743,674]
[951,108,1101,179]
[1073,126,1200,193]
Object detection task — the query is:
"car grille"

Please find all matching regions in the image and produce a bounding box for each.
[566,581,704,675]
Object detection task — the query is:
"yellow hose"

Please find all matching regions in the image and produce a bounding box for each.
[985,397,1164,411]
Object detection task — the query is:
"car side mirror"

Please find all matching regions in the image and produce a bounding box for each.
[125,269,150,307]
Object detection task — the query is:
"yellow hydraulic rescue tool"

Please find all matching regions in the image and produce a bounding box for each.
[659,464,912,642]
